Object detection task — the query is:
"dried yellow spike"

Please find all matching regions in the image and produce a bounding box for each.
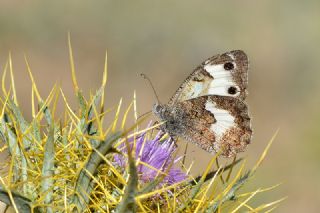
[238,183,282,198]
[252,129,279,172]
[253,196,287,212]
[101,50,108,110]
[0,176,19,212]
[68,33,79,92]
[112,98,122,132]
[8,53,18,105]
[194,167,222,212]
[231,189,260,213]
[1,60,8,97]
[60,88,80,123]
[121,101,133,130]
[24,55,42,102]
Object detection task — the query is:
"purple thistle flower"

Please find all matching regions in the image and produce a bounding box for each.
[114,132,187,185]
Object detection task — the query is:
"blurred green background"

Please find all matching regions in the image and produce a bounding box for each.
[0,0,319,212]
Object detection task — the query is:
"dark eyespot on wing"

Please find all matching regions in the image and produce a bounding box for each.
[224,62,234,70]
[228,86,237,95]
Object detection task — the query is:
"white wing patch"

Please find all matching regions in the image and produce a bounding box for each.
[204,63,240,97]
[205,100,235,140]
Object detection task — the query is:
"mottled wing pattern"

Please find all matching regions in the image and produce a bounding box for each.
[153,50,252,157]
[169,50,249,104]
[162,96,251,157]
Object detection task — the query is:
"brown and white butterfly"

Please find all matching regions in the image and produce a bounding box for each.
[153,50,252,157]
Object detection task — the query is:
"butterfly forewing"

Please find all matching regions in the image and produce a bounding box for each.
[169,50,249,104]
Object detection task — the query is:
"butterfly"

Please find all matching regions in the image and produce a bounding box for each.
[153,50,252,157]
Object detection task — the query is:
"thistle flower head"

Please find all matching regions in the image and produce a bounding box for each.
[115,131,187,185]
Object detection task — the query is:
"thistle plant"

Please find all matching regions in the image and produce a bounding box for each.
[114,131,187,186]
[0,39,285,212]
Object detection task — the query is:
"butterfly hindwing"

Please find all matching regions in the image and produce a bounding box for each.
[169,50,249,104]
[155,95,251,157]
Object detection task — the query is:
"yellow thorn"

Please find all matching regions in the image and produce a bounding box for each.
[0,92,10,118]
[252,129,279,172]
[254,196,287,211]
[0,176,19,213]
[210,160,246,206]
[195,167,222,212]
[31,88,35,118]
[91,101,104,138]
[52,83,61,119]
[100,50,108,119]
[133,90,138,122]
[102,50,108,88]
[241,202,255,211]
[112,98,122,132]
[64,187,68,211]
[60,88,80,123]
[1,60,8,97]
[24,85,58,134]
[231,188,260,213]
[121,121,163,140]
[8,53,18,105]
[68,32,79,92]
[223,160,246,195]
[238,183,282,198]
[24,55,42,101]
[136,180,186,199]
[121,101,133,130]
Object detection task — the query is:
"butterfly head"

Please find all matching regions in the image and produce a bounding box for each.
[152,103,177,125]
[152,103,169,131]
[153,102,185,137]
[152,103,165,118]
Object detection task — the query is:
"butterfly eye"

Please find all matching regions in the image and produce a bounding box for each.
[224,62,234,70]
[228,86,238,95]
[155,105,162,113]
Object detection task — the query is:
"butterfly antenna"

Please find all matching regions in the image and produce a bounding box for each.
[140,73,161,104]
[137,110,152,121]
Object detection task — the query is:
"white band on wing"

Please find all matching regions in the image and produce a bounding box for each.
[205,100,235,140]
